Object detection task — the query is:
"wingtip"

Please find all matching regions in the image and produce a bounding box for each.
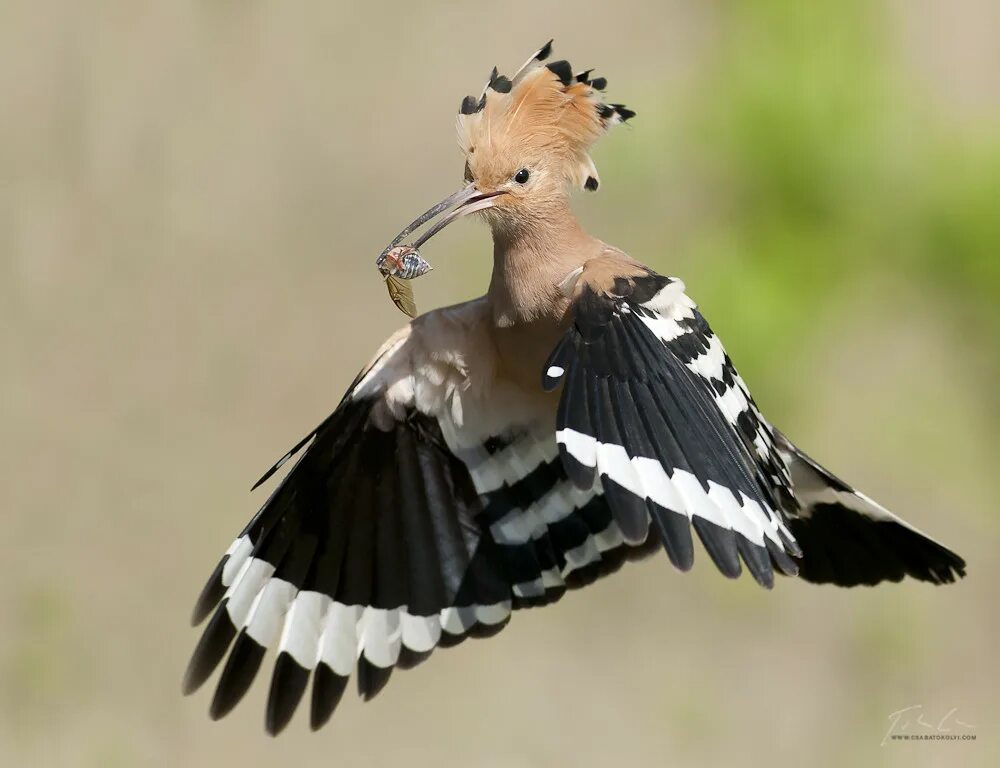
[183,603,237,696]
[648,501,695,572]
[691,517,743,579]
[209,630,266,721]
[930,547,967,584]
[265,652,310,736]
[356,656,393,702]
[190,556,228,626]
[181,666,200,697]
[310,663,348,731]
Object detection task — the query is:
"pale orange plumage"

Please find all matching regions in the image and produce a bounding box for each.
[457,53,631,195]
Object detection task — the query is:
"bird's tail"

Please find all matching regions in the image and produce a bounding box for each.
[774,431,966,586]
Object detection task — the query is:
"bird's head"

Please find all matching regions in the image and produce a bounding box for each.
[384,41,634,250]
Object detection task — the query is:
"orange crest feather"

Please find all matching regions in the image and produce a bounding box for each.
[456,41,634,192]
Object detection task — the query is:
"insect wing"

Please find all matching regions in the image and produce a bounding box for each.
[385,275,417,318]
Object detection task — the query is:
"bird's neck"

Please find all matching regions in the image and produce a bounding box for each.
[486,203,599,328]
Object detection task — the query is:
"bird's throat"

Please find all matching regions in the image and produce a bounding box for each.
[486,209,597,328]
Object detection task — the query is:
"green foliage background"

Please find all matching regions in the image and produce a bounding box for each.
[2,1,996,766]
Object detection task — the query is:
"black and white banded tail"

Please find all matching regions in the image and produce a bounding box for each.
[775,434,966,586]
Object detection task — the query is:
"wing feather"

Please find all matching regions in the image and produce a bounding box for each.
[187,304,637,732]
[546,266,795,585]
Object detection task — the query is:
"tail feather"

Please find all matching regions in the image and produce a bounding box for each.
[775,431,966,586]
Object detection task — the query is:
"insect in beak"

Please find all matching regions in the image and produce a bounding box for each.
[377,245,432,318]
[377,245,433,281]
[375,183,505,316]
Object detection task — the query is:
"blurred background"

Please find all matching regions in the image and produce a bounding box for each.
[2,1,997,766]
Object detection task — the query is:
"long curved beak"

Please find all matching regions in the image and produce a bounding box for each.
[380,183,504,255]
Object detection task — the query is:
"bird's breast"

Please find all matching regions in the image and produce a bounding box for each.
[490,316,569,396]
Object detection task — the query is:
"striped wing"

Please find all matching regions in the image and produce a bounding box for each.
[184,306,650,734]
[544,268,802,587]
[184,400,509,735]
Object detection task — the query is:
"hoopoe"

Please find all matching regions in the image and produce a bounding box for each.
[184,41,966,735]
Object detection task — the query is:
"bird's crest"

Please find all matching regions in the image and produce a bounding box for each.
[456,40,634,192]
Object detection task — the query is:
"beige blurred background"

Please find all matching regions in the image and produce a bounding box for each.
[2,1,998,766]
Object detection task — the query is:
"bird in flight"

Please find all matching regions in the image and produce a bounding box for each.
[183,41,966,735]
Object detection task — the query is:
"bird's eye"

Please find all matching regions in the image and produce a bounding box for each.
[513,168,530,184]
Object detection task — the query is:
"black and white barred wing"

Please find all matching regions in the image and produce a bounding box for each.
[183,306,648,734]
[183,324,512,734]
[544,266,802,588]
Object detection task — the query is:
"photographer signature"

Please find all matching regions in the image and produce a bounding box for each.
[881,705,975,746]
